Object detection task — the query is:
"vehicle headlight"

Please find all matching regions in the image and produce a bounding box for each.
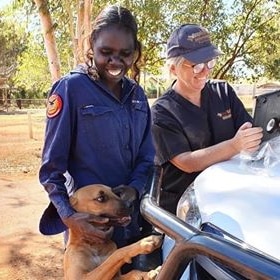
[176,184,202,228]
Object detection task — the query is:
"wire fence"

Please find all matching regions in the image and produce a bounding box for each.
[0,107,46,175]
[0,98,47,112]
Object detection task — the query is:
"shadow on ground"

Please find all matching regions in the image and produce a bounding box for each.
[0,176,64,279]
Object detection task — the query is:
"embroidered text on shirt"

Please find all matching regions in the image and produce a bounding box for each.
[217,109,232,120]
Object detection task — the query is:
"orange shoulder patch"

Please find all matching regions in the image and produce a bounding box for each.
[47,94,63,118]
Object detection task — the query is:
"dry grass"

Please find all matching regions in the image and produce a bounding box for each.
[0,109,46,176]
[238,95,254,112]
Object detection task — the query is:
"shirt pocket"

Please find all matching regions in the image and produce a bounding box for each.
[133,101,148,116]
[132,101,149,139]
[80,105,118,149]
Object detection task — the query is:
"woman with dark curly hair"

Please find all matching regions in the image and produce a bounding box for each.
[39,5,159,271]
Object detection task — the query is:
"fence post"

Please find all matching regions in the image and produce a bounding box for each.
[27,112,33,139]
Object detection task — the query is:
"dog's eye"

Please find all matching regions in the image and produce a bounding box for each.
[96,195,106,202]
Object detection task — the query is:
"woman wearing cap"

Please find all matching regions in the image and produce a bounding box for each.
[151,24,263,214]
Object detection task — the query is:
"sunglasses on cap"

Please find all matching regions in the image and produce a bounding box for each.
[183,58,217,74]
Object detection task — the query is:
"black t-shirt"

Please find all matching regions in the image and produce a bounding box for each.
[151,80,252,213]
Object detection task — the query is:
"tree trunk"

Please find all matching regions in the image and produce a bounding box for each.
[83,0,92,55]
[33,0,61,83]
[76,0,85,65]
[64,0,78,67]
[75,0,92,65]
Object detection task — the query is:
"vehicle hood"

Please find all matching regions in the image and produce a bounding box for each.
[194,156,280,261]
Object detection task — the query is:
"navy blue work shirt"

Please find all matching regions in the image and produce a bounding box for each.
[39,66,155,244]
[151,80,252,214]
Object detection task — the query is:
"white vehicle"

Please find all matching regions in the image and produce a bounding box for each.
[141,155,280,279]
[174,153,280,279]
[177,155,280,259]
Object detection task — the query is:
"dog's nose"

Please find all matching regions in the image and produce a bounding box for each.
[125,200,133,208]
[120,200,134,216]
[124,199,134,210]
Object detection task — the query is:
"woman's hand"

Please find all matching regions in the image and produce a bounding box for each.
[231,122,263,153]
[62,212,113,243]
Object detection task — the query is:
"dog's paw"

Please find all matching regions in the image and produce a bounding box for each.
[144,265,161,280]
[124,267,161,280]
[137,235,162,254]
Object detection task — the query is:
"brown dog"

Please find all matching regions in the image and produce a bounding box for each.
[64,184,162,280]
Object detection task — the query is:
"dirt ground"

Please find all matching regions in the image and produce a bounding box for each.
[0,175,64,280]
[0,110,64,280]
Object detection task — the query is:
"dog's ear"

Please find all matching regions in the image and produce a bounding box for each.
[113,185,137,202]
[69,195,78,207]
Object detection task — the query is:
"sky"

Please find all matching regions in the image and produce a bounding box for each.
[0,0,13,9]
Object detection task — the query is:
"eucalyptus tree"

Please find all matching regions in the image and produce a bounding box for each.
[215,0,280,81]
[27,0,176,84]
[33,0,61,82]
[6,0,280,96]
[0,10,26,77]
[13,40,51,97]
[0,7,29,103]
[156,0,280,81]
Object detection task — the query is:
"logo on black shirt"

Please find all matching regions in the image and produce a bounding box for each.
[217,109,232,120]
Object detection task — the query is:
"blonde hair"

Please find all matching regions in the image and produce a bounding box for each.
[165,56,185,81]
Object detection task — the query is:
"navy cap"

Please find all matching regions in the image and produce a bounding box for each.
[39,202,67,235]
[167,24,222,64]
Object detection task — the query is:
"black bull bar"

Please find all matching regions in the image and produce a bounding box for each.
[140,166,280,280]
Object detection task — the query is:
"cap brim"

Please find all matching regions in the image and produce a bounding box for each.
[39,202,67,235]
[182,45,222,64]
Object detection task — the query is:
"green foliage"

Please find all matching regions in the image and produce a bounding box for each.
[214,0,280,81]
[0,11,26,71]
[13,41,51,98]
[1,0,280,99]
